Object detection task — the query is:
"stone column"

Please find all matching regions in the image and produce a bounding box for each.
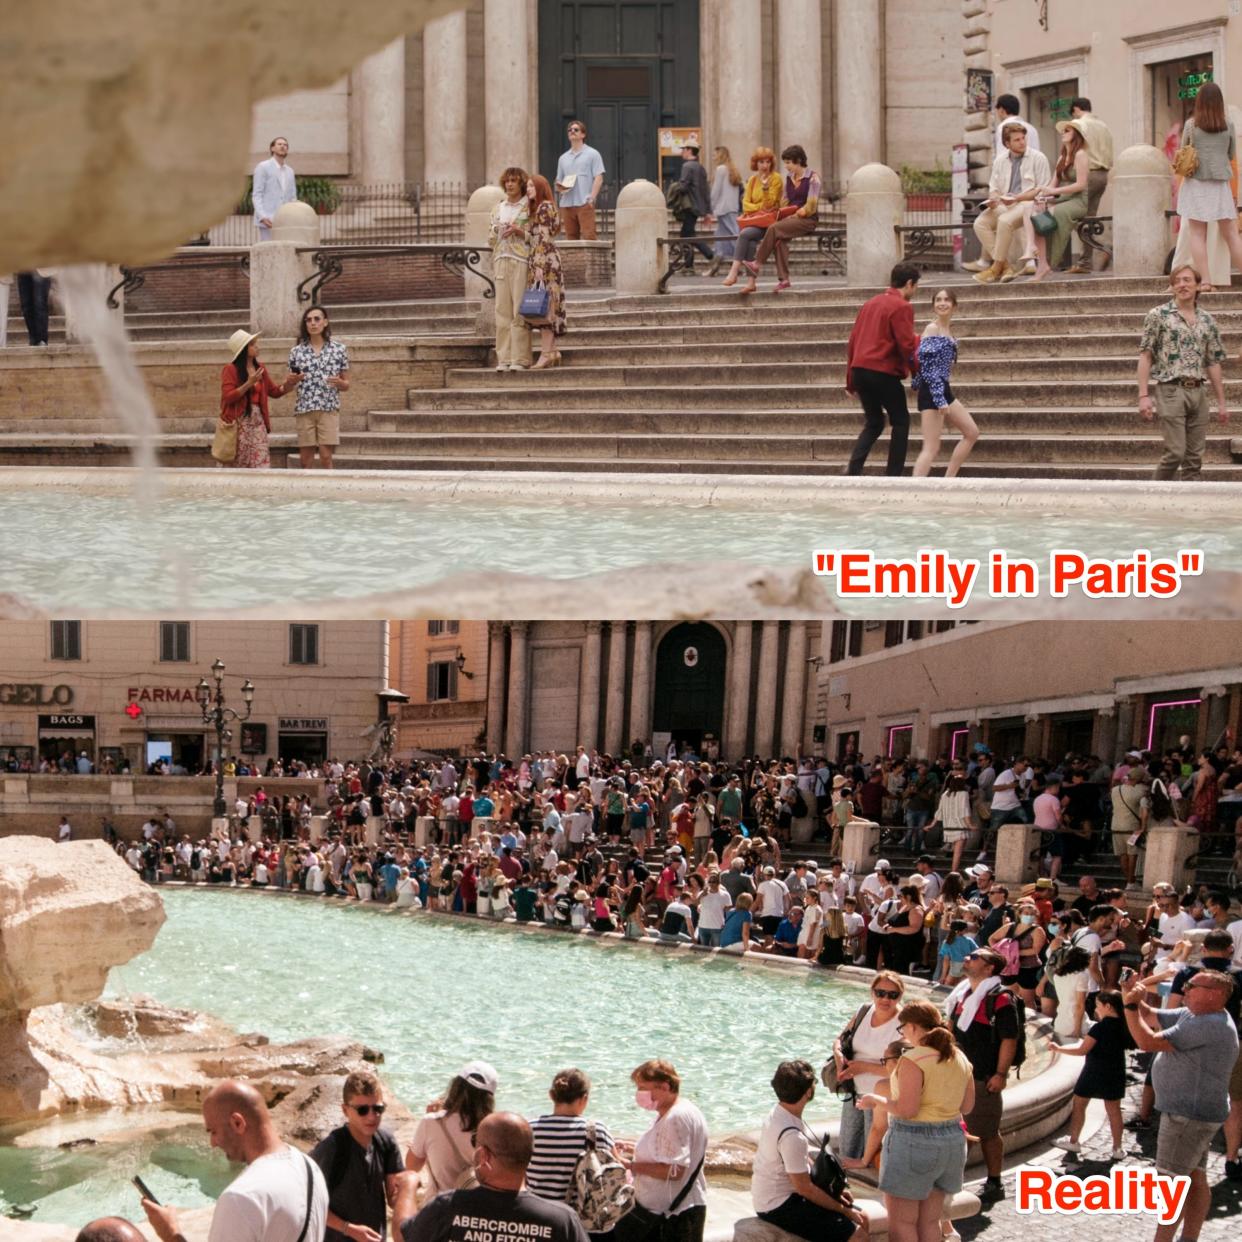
[484,0,535,175]
[1093,704,1119,765]
[845,164,903,287]
[578,622,603,751]
[356,38,406,183]
[422,9,469,187]
[1115,697,1137,753]
[834,0,883,182]
[414,815,434,847]
[962,0,993,193]
[780,623,808,757]
[716,0,763,164]
[614,180,669,295]
[776,1,822,171]
[630,622,653,752]
[505,622,529,757]
[485,622,507,754]
[309,815,326,844]
[1113,147,1172,277]
[753,622,780,759]
[604,623,628,756]
[726,622,754,759]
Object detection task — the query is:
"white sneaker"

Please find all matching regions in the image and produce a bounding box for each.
[1054,1138,1081,1155]
[495,363,506,372]
[963,259,989,272]
[1110,1146,1126,1160]
[509,362,528,372]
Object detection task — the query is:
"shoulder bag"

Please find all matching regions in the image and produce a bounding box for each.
[519,280,552,324]
[821,1002,871,1095]
[295,1152,316,1242]
[737,205,798,230]
[1172,122,1199,179]
[211,403,239,464]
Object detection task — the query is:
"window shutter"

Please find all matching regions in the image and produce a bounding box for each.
[427,663,436,700]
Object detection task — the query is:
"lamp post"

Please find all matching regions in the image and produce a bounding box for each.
[196,659,255,822]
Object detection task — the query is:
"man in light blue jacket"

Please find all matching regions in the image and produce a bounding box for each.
[252,136,298,240]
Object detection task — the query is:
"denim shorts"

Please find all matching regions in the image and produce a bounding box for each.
[878,1119,966,1199]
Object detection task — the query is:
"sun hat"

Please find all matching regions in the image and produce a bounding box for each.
[832,775,848,789]
[225,328,260,361]
[966,863,992,878]
[1055,118,1088,138]
[459,1060,499,1093]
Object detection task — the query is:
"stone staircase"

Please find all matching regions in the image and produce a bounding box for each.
[321,275,1242,480]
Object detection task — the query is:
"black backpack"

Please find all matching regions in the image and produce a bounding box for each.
[983,989,1027,1072]
[791,788,808,818]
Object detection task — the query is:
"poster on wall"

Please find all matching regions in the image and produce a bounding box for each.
[240,722,268,755]
[965,68,993,114]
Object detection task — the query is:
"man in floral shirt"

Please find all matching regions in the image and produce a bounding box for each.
[1137,264,1229,480]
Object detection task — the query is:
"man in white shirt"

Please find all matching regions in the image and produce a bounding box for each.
[696,873,733,947]
[252,137,297,241]
[757,866,791,936]
[979,757,1030,862]
[143,1079,327,1242]
[1153,889,1197,964]
[57,816,72,842]
[574,746,591,784]
[752,1060,867,1239]
[970,126,1052,284]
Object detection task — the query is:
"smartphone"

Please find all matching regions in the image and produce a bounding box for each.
[132,1174,160,1204]
[1121,966,1136,983]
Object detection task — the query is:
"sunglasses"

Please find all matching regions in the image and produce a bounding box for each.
[872,988,902,1000]
[568,127,583,134]
[348,1103,386,1116]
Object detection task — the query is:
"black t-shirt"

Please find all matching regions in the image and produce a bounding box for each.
[1171,957,1242,1026]
[310,1125,404,1242]
[951,988,1021,1079]
[1062,783,1098,827]
[403,1186,590,1242]
[978,902,1014,945]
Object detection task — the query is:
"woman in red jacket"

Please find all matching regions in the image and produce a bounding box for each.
[219,329,296,468]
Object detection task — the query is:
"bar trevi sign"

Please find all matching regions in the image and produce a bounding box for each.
[279,717,328,733]
[0,683,74,706]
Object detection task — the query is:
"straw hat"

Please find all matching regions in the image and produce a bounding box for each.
[225,328,260,361]
[1055,118,1088,139]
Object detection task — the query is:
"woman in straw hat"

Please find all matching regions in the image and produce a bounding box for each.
[219,329,296,468]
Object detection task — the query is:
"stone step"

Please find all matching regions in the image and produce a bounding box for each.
[408,380,1242,410]
[123,318,478,343]
[446,357,1157,388]
[279,452,1242,481]
[365,407,1222,437]
[329,429,1240,465]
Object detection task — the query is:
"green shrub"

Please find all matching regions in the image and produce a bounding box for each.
[899,163,952,196]
[235,176,342,215]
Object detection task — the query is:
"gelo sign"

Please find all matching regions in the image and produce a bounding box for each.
[0,683,74,706]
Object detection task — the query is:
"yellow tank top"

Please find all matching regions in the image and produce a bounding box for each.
[889,1045,971,1123]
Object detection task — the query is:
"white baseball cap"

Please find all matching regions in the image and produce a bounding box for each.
[458,1060,499,1093]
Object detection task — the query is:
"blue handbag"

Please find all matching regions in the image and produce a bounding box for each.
[519,283,551,321]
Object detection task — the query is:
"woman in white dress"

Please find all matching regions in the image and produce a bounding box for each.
[1175,83,1242,292]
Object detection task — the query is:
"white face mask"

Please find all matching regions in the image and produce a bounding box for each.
[635,1088,659,1111]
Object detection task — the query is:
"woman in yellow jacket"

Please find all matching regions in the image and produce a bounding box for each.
[722,147,783,286]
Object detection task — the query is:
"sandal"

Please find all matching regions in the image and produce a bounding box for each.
[774,280,792,293]
[739,280,757,295]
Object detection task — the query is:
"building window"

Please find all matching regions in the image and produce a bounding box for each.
[427,620,460,636]
[848,622,863,658]
[159,621,191,662]
[887,723,914,759]
[829,621,847,664]
[934,621,955,634]
[50,621,81,661]
[884,621,904,648]
[427,660,458,702]
[906,621,924,642]
[289,624,319,665]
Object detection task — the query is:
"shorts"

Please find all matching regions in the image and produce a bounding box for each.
[943,829,970,843]
[964,1079,1004,1139]
[1112,830,1141,858]
[917,382,955,412]
[1230,1046,1242,1102]
[1017,965,1042,990]
[296,408,340,447]
[878,1119,966,1198]
[1156,1113,1221,1176]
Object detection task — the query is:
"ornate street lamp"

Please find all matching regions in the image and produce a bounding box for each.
[197,659,254,821]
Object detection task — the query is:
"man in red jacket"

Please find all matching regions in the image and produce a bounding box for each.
[844,263,922,475]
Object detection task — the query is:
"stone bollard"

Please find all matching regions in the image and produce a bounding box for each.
[309,815,326,844]
[473,816,497,840]
[995,820,1042,887]
[247,814,263,841]
[615,179,668,295]
[841,819,881,875]
[365,815,384,846]
[250,203,320,338]
[63,264,126,345]
[1112,146,1171,277]
[414,815,435,847]
[465,185,505,336]
[845,164,904,287]
[1140,822,1199,893]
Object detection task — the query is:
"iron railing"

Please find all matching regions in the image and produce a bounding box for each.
[294,244,495,305]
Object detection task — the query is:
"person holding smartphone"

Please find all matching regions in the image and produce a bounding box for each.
[287,305,350,469]
[219,330,298,469]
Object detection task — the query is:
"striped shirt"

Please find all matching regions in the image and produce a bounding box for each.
[526,1115,616,1201]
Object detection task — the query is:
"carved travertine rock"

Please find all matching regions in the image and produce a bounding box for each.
[0,1,467,271]
[0,837,165,1015]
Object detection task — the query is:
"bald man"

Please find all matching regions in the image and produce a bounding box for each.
[143,1079,329,1242]
[395,1113,588,1242]
[76,1221,146,1242]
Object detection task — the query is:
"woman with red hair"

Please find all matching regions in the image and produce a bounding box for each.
[523,174,567,368]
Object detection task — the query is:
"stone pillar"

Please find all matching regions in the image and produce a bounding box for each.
[604,622,628,756]
[961,0,993,193]
[485,622,507,754]
[1115,697,1137,753]
[776,0,822,170]
[1093,705,1119,765]
[365,815,384,846]
[578,622,603,751]
[1141,823,1200,894]
[615,180,669,295]
[465,185,505,335]
[484,0,535,175]
[1203,685,1230,748]
[630,621,653,753]
[309,815,326,844]
[356,38,406,183]
[249,243,308,337]
[780,623,808,758]
[505,622,529,757]
[834,0,883,181]
[414,815,434,847]
[726,622,754,759]
[423,10,469,187]
[61,264,126,346]
[996,821,1042,888]
[753,622,780,758]
[716,1,762,164]
[842,819,882,875]
[845,164,903,287]
[1113,146,1172,277]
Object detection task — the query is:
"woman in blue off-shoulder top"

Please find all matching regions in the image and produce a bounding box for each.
[911,289,980,477]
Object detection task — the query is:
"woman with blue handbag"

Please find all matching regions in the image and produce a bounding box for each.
[488,167,533,371]
[524,174,567,369]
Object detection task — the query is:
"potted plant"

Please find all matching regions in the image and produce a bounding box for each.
[234,176,343,216]
[900,163,952,211]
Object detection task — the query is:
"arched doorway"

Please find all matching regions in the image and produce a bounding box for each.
[653,623,726,760]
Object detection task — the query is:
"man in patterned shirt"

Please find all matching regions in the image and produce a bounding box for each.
[1137,264,1229,480]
